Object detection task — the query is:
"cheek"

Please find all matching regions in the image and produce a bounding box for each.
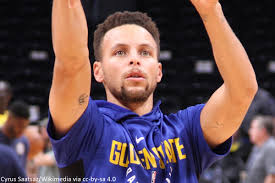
[149,65,160,81]
[103,65,122,84]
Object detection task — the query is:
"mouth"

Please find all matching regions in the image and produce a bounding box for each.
[127,73,144,79]
[125,69,146,80]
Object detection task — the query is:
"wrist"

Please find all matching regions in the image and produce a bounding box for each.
[198,3,223,23]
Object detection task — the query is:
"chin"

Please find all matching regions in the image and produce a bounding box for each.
[121,88,152,103]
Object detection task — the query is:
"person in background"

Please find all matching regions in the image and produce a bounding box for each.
[33,118,59,183]
[200,88,275,183]
[241,88,275,136]
[0,144,28,182]
[0,80,12,127]
[0,100,30,169]
[243,115,275,183]
[24,124,45,182]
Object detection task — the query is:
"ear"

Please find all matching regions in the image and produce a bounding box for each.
[93,61,104,83]
[157,62,163,83]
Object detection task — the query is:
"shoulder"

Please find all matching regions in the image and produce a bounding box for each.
[164,104,205,127]
[267,138,275,149]
[16,135,29,147]
[170,104,205,119]
[0,144,17,159]
[262,138,275,154]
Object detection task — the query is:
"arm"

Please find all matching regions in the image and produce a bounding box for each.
[190,1,258,147]
[265,175,275,183]
[49,0,91,135]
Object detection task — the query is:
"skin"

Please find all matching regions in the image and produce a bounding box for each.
[23,126,44,160]
[2,113,29,139]
[0,82,12,114]
[248,119,268,146]
[50,0,257,148]
[264,175,275,183]
[93,24,162,113]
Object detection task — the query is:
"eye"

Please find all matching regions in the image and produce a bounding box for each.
[115,50,126,56]
[140,50,150,57]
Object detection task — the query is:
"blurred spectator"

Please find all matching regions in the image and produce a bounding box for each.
[0,144,28,182]
[242,115,275,183]
[199,89,275,183]
[241,88,275,135]
[0,101,30,168]
[34,118,59,183]
[24,125,45,182]
[24,125,45,160]
[0,80,12,127]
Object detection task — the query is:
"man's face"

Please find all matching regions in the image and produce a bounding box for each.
[0,88,11,112]
[6,114,29,138]
[248,120,263,145]
[94,24,162,103]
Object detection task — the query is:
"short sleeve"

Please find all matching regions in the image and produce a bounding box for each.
[178,104,232,174]
[265,146,275,175]
[47,98,105,168]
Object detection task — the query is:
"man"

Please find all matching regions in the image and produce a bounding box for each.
[0,80,12,126]
[48,0,258,182]
[0,144,28,182]
[0,101,30,169]
[241,88,275,135]
[243,116,275,183]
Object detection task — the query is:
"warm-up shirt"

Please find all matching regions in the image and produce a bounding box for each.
[0,144,28,182]
[0,130,29,168]
[48,98,232,183]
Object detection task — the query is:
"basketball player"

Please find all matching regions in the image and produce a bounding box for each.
[48,0,258,182]
[0,101,30,169]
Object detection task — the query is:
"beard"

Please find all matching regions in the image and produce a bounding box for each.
[110,81,157,105]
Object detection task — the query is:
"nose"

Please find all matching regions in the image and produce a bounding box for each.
[129,59,140,66]
[129,52,140,66]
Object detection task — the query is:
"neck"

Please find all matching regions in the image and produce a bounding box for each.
[1,125,11,139]
[107,94,154,116]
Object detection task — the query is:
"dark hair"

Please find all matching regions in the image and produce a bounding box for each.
[8,101,30,119]
[253,115,274,135]
[93,11,160,61]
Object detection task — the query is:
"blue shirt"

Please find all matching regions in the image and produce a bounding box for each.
[48,98,232,183]
[0,144,28,182]
[0,130,29,168]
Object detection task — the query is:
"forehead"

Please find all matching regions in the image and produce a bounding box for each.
[0,83,8,94]
[102,24,157,49]
[251,119,260,128]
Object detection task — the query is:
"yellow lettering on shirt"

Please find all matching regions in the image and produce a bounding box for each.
[119,143,129,167]
[142,148,157,169]
[129,144,141,165]
[109,140,122,165]
[152,147,165,169]
[175,138,186,160]
[164,139,177,163]
[109,137,186,169]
